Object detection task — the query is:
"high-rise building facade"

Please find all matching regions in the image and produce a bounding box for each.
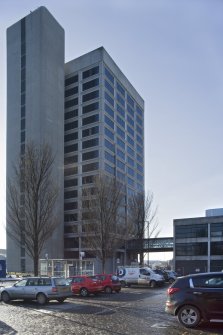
[6,7,144,273]
[64,48,144,261]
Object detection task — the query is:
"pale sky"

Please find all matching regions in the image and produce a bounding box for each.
[1,0,223,259]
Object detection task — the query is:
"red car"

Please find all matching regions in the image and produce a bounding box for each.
[95,274,121,294]
[67,275,103,297]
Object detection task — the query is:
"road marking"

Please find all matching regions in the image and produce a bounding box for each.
[151,322,168,329]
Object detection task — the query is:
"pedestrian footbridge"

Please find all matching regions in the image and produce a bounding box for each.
[126,237,174,252]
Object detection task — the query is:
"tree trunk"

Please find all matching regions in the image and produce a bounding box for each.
[34,255,39,276]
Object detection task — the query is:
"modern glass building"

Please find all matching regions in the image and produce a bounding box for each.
[174,212,223,275]
[6,7,144,273]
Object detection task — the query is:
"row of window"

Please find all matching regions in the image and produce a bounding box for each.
[175,242,223,256]
[175,222,223,239]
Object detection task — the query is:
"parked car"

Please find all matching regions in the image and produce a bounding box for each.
[165,272,223,328]
[67,275,103,297]
[95,274,121,293]
[0,277,72,305]
[165,270,178,284]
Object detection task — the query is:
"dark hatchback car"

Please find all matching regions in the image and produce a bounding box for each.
[165,272,223,328]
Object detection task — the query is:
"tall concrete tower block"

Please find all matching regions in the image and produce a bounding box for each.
[7,7,65,272]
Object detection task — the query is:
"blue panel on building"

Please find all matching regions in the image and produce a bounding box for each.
[0,260,6,278]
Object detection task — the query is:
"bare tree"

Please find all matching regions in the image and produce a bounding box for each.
[128,191,159,265]
[82,174,126,272]
[7,142,59,275]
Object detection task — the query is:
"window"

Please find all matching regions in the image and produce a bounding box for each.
[117,115,125,128]
[137,134,143,145]
[82,114,99,126]
[117,138,125,150]
[65,109,78,120]
[82,175,94,184]
[65,75,78,86]
[105,115,114,129]
[82,66,99,79]
[211,242,223,255]
[117,104,125,118]
[82,150,99,161]
[64,178,78,188]
[21,131,25,143]
[137,153,143,163]
[105,91,114,107]
[127,104,134,118]
[117,126,125,139]
[105,163,115,175]
[64,143,78,153]
[65,86,78,97]
[136,115,143,126]
[64,190,78,199]
[105,103,114,118]
[105,151,115,164]
[137,144,143,154]
[82,138,99,149]
[127,125,134,137]
[136,125,142,134]
[82,78,99,91]
[104,67,114,84]
[64,132,78,142]
[127,135,134,147]
[105,80,114,95]
[104,127,114,140]
[83,102,99,114]
[137,163,143,173]
[128,177,134,187]
[136,105,143,117]
[82,90,99,103]
[65,98,78,108]
[175,243,208,256]
[64,166,78,176]
[64,213,78,222]
[137,173,143,182]
[211,223,223,237]
[127,166,134,177]
[21,93,25,105]
[105,139,115,152]
[127,115,134,127]
[64,202,78,211]
[82,126,99,138]
[65,120,78,131]
[175,224,208,239]
[117,93,125,107]
[64,155,78,165]
[117,160,125,171]
[117,149,125,160]
[127,146,134,157]
[117,170,125,181]
[127,94,134,108]
[82,162,99,172]
[117,82,125,96]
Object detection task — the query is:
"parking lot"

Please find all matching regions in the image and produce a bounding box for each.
[0,283,223,335]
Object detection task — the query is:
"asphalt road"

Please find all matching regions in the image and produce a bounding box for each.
[0,284,223,335]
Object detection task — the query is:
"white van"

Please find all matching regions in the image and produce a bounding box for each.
[117,266,165,288]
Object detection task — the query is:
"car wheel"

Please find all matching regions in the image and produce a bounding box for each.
[1,291,10,303]
[104,286,112,294]
[150,280,156,288]
[80,288,89,297]
[37,293,47,305]
[177,305,201,328]
[57,298,66,303]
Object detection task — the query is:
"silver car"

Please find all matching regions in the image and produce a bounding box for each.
[0,277,72,305]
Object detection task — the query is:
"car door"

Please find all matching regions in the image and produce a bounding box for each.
[9,279,28,299]
[23,278,39,299]
[192,274,223,319]
[139,268,150,285]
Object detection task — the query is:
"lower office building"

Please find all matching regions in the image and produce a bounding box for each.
[174,209,223,275]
